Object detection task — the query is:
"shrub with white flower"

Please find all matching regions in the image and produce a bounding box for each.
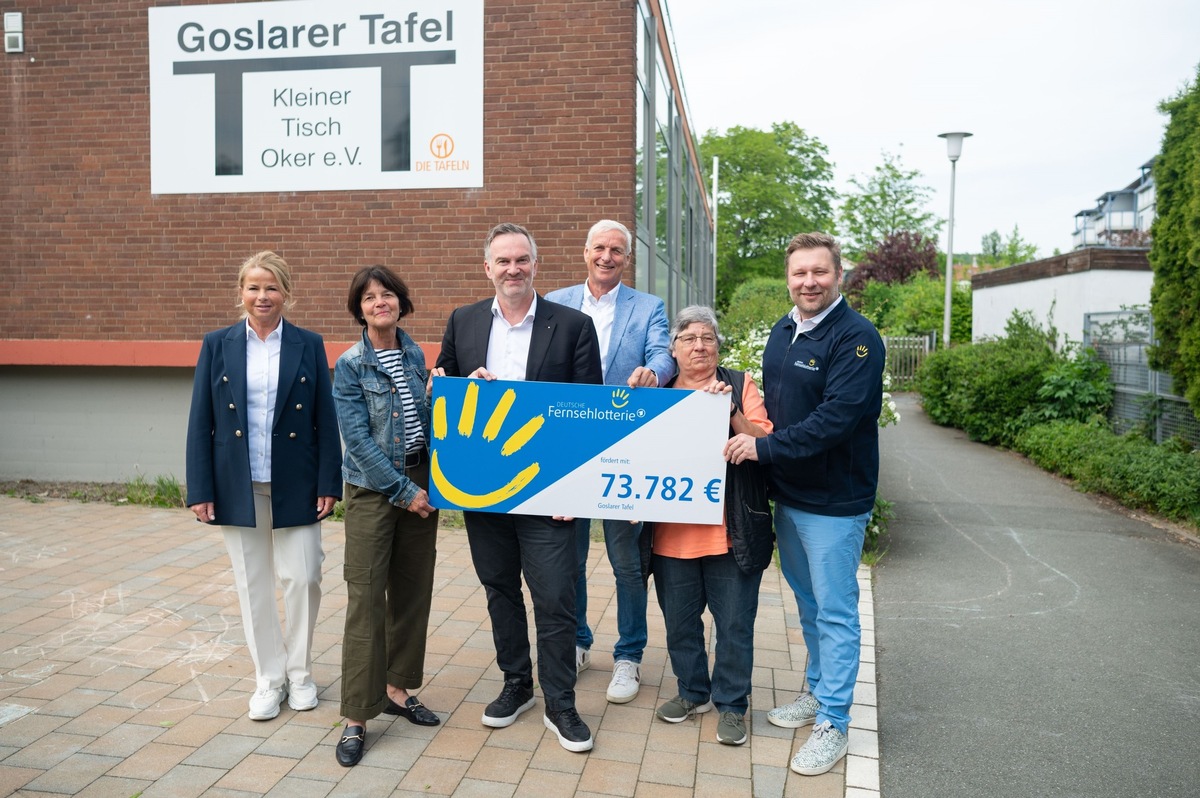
[719,323,771,383]
[879,372,901,428]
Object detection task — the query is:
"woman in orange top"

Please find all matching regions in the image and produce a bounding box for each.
[650,305,773,746]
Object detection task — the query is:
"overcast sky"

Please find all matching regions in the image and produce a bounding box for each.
[664,0,1200,259]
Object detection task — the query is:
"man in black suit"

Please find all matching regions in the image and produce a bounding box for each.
[433,222,603,752]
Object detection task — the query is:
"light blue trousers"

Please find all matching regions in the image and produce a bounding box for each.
[774,503,870,734]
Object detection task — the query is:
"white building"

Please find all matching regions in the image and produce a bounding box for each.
[971,248,1152,345]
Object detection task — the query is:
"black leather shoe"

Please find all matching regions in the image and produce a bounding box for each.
[384,696,441,726]
[335,725,365,767]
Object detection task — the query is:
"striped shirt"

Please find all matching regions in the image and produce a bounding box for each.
[375,348,424,452]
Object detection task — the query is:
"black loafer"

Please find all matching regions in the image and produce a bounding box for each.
[385,696,441,727]
[335,725,365,767]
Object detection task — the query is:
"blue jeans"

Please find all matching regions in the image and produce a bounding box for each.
[652,552,762,715]
[774,503,870,735]
[574,517,647,662]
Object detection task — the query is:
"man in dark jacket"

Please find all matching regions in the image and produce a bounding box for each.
[433,222,603,753]
[724,232,884,776]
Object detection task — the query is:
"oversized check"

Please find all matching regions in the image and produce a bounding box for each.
[428,377,728,523]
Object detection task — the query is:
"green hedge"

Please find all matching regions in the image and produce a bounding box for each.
[914,310,1112,448]
[1015,419,1200,525]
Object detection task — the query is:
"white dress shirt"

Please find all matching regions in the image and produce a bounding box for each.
[790,295,843,342]
[486,295,537,381]
[580,281,619,379]
[245,318,282,483]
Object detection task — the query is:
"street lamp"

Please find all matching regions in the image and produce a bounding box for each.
[938,131,971,349]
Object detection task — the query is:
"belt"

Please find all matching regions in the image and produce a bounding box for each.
[403,447,426,469]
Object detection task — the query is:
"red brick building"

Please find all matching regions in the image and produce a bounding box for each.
[0,0,712,481]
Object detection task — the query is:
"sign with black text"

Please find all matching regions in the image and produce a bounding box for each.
[148,0,483,194]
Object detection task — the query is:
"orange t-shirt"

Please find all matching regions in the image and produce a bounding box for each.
[651,375,772,560]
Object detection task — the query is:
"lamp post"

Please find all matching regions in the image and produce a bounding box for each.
[938,131,971,349]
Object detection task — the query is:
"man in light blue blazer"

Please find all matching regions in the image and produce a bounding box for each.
[546,219,676,705]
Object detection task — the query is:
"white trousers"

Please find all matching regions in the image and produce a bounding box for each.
[222,483,324,691]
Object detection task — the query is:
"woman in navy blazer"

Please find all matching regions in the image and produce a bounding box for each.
[185,251,342,722]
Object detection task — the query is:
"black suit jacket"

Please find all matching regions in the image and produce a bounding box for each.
[436,295,603,385]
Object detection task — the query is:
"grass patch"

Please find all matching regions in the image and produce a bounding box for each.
[124,474,185,508]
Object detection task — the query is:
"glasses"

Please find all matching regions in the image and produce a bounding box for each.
[676,334,717,347]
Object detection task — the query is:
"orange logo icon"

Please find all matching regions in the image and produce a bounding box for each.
[430,134,455,159]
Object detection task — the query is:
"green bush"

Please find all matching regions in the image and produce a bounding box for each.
[1016,419,1200,524]
[915,310,1057,446]
[1021,346,1114,425]
[720,277,791,339]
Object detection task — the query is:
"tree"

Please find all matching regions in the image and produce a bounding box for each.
[844,231,940,300]
[839,150,942,259]
[980,230,1002,260]
[1148,65,1200,418]
[1001,224,1039,264]
[701,122,836,309]
[857,273,972,344]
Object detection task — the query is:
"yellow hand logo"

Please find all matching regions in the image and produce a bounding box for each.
[430,381,544,508]
[856,345,869,358]
[611,388,630,409]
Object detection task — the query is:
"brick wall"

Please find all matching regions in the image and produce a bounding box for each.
[0,0,637,351]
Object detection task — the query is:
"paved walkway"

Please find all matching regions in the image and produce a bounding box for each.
[0,496,879,797]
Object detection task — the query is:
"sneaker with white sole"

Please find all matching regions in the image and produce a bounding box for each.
[248,686,286,720]
[790,720,849,775]
[716,711,747,745]
[576,646,591,673]
[287,680,318,711]
[543,707,594,752]
[767,691,819,728]
[482,679,536,728]
[606,660,640,703]
[655,695,714,723]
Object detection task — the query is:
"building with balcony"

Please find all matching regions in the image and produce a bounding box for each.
[1072,159,1155,249]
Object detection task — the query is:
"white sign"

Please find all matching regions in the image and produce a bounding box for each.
[428,378,729,524]
[148,0,482,194]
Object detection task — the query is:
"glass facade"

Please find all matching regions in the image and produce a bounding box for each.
[635,0,714,319]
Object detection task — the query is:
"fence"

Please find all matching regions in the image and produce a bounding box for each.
[883,333,936,388]
[1083,309,1200,447]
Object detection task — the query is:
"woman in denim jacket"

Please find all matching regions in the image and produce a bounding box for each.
[331,265,440,767]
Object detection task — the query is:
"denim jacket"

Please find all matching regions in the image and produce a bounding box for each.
[333,327,431,507]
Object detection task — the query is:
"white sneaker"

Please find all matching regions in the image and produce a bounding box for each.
[287,680,318,711]
[790,720,849,775]
[248,686,286,720]
[576,646,591,673]
[606,660,640,704]
[767,691,819,728]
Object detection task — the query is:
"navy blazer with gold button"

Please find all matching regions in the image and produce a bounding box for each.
[185,319,342,529]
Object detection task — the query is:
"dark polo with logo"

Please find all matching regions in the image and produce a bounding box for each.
[756,298,885,517]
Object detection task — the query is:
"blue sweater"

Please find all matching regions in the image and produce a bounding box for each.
[754,299,885,516]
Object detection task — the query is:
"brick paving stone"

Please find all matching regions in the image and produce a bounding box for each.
[464,745,531,783]
[578,757,640,795]
[396,754,470,794]
[106,741,193,780]
[22,752,123,794]
[216,752,298,793]
[0,497,875,798]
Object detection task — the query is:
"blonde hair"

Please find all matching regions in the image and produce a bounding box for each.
[236,251,296,316]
